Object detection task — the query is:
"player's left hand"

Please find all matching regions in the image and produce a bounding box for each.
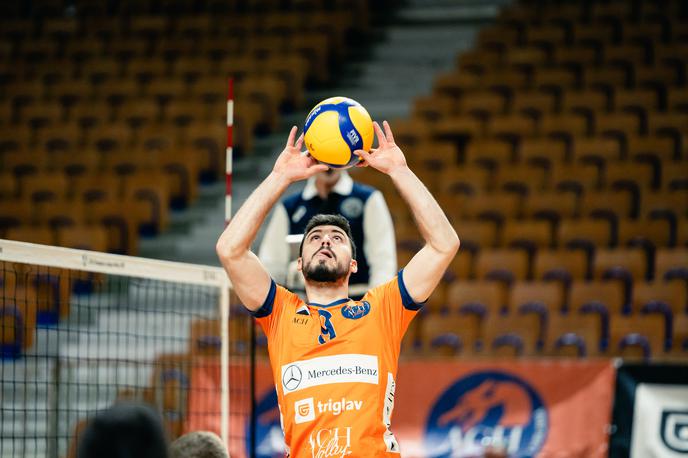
[354,121,408,175]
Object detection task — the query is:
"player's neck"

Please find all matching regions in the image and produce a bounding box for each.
[304,280,349,305]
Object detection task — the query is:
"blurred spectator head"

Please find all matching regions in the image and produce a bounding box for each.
[77,402,168,458]
[169,431,228,458]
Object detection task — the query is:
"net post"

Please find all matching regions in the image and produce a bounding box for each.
[220,277,230,449]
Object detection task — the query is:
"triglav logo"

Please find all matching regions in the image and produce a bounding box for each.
[282,365,303,391]
[661,410,688,453]
[295,398,316,424]
[424,371,548,457]
[309,427,352,458]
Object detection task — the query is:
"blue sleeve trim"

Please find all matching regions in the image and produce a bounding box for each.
[251,280,277,318]
[398,270,424,311]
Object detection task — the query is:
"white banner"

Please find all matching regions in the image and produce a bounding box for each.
[631,384,688,457]
[280,354,378,394]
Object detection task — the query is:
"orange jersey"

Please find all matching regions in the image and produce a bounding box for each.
[253,271,422,457]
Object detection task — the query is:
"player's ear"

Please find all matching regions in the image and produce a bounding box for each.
[350,259,357,273]
[296,257,303,272]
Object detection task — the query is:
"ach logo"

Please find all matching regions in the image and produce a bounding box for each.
[424,371,548,458]
[341,301,371,320]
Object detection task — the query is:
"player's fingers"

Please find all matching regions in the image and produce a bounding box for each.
[309,163,329,173]
[295,132,304,150]
[286,126,297,148]
[373,122,387,148]
[354,150,370,167]
[383,120,395,144]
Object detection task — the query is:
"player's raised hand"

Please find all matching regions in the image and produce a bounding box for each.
[273,126,328,182]
[354,121,408,175]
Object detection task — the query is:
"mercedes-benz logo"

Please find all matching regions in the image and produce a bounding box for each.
[282,365,303,391]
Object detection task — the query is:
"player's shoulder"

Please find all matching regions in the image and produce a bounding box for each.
[362,275,401,302]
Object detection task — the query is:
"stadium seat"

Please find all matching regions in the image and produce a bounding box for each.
[571,136,622,165]
[603,161,655,192]
[57,224,109,252]
[459,91,507,119]
[519,138,568,168]
[610,315,665,361]
[547,314,602,358]
[655,249,688,285]
[482,314,539,358]
[557,218,613,266]
[150,353,191,438]
[122,171,171,235]
[627,135,676,163]
[1,282,38,357]
[189,318,221,357]
[632,281,686,350]
[618,218,672,254]
[569,280,625,351]
[486,113,537,139]
[465,138,514,169]
[420,313,480,357]
[447,250,473,281]
[550,163,601,195]
[540,112,590,139]
[451,220,499,254]
[502,220,553,254]
[413,94,456,121]
[461,192,523,225]
[509,281,565,347]
[494,164,548,196]
[673,314,688,356]
[475,249,529,290]
[511,91,557,117]
[439,166,491,196]
[595,112,642,138]
[580,189,635,223]
[523,192,579,225]
[446,281,504,341]
[594,247,648,308]
[534,249,588,293]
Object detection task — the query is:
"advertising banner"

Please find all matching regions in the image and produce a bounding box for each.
[188,360,615,458]
[610,364,688,458]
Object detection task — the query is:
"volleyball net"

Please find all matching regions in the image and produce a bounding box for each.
[0,238,253,458]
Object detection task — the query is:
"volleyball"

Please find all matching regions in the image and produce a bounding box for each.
[303,96,374,168]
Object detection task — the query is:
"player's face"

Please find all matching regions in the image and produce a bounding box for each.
[299,225,356,283]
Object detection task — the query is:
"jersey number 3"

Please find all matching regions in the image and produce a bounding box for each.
[317,309,336,344]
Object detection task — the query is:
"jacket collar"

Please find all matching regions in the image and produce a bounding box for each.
[301,171,353,200]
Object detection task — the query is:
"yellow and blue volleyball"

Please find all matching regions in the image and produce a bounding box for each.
[303,96,374,168]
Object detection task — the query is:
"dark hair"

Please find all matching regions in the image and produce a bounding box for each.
[299,214,357,260]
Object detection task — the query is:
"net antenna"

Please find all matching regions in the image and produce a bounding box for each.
[222,77,234,447]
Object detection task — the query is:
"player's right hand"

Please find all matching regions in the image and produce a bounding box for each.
[273,126,328,182]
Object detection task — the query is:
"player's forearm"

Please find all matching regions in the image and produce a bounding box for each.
[216,171,291,260]
[388,166,459,254]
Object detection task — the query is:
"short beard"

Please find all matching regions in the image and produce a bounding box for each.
[303,261,347,283]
